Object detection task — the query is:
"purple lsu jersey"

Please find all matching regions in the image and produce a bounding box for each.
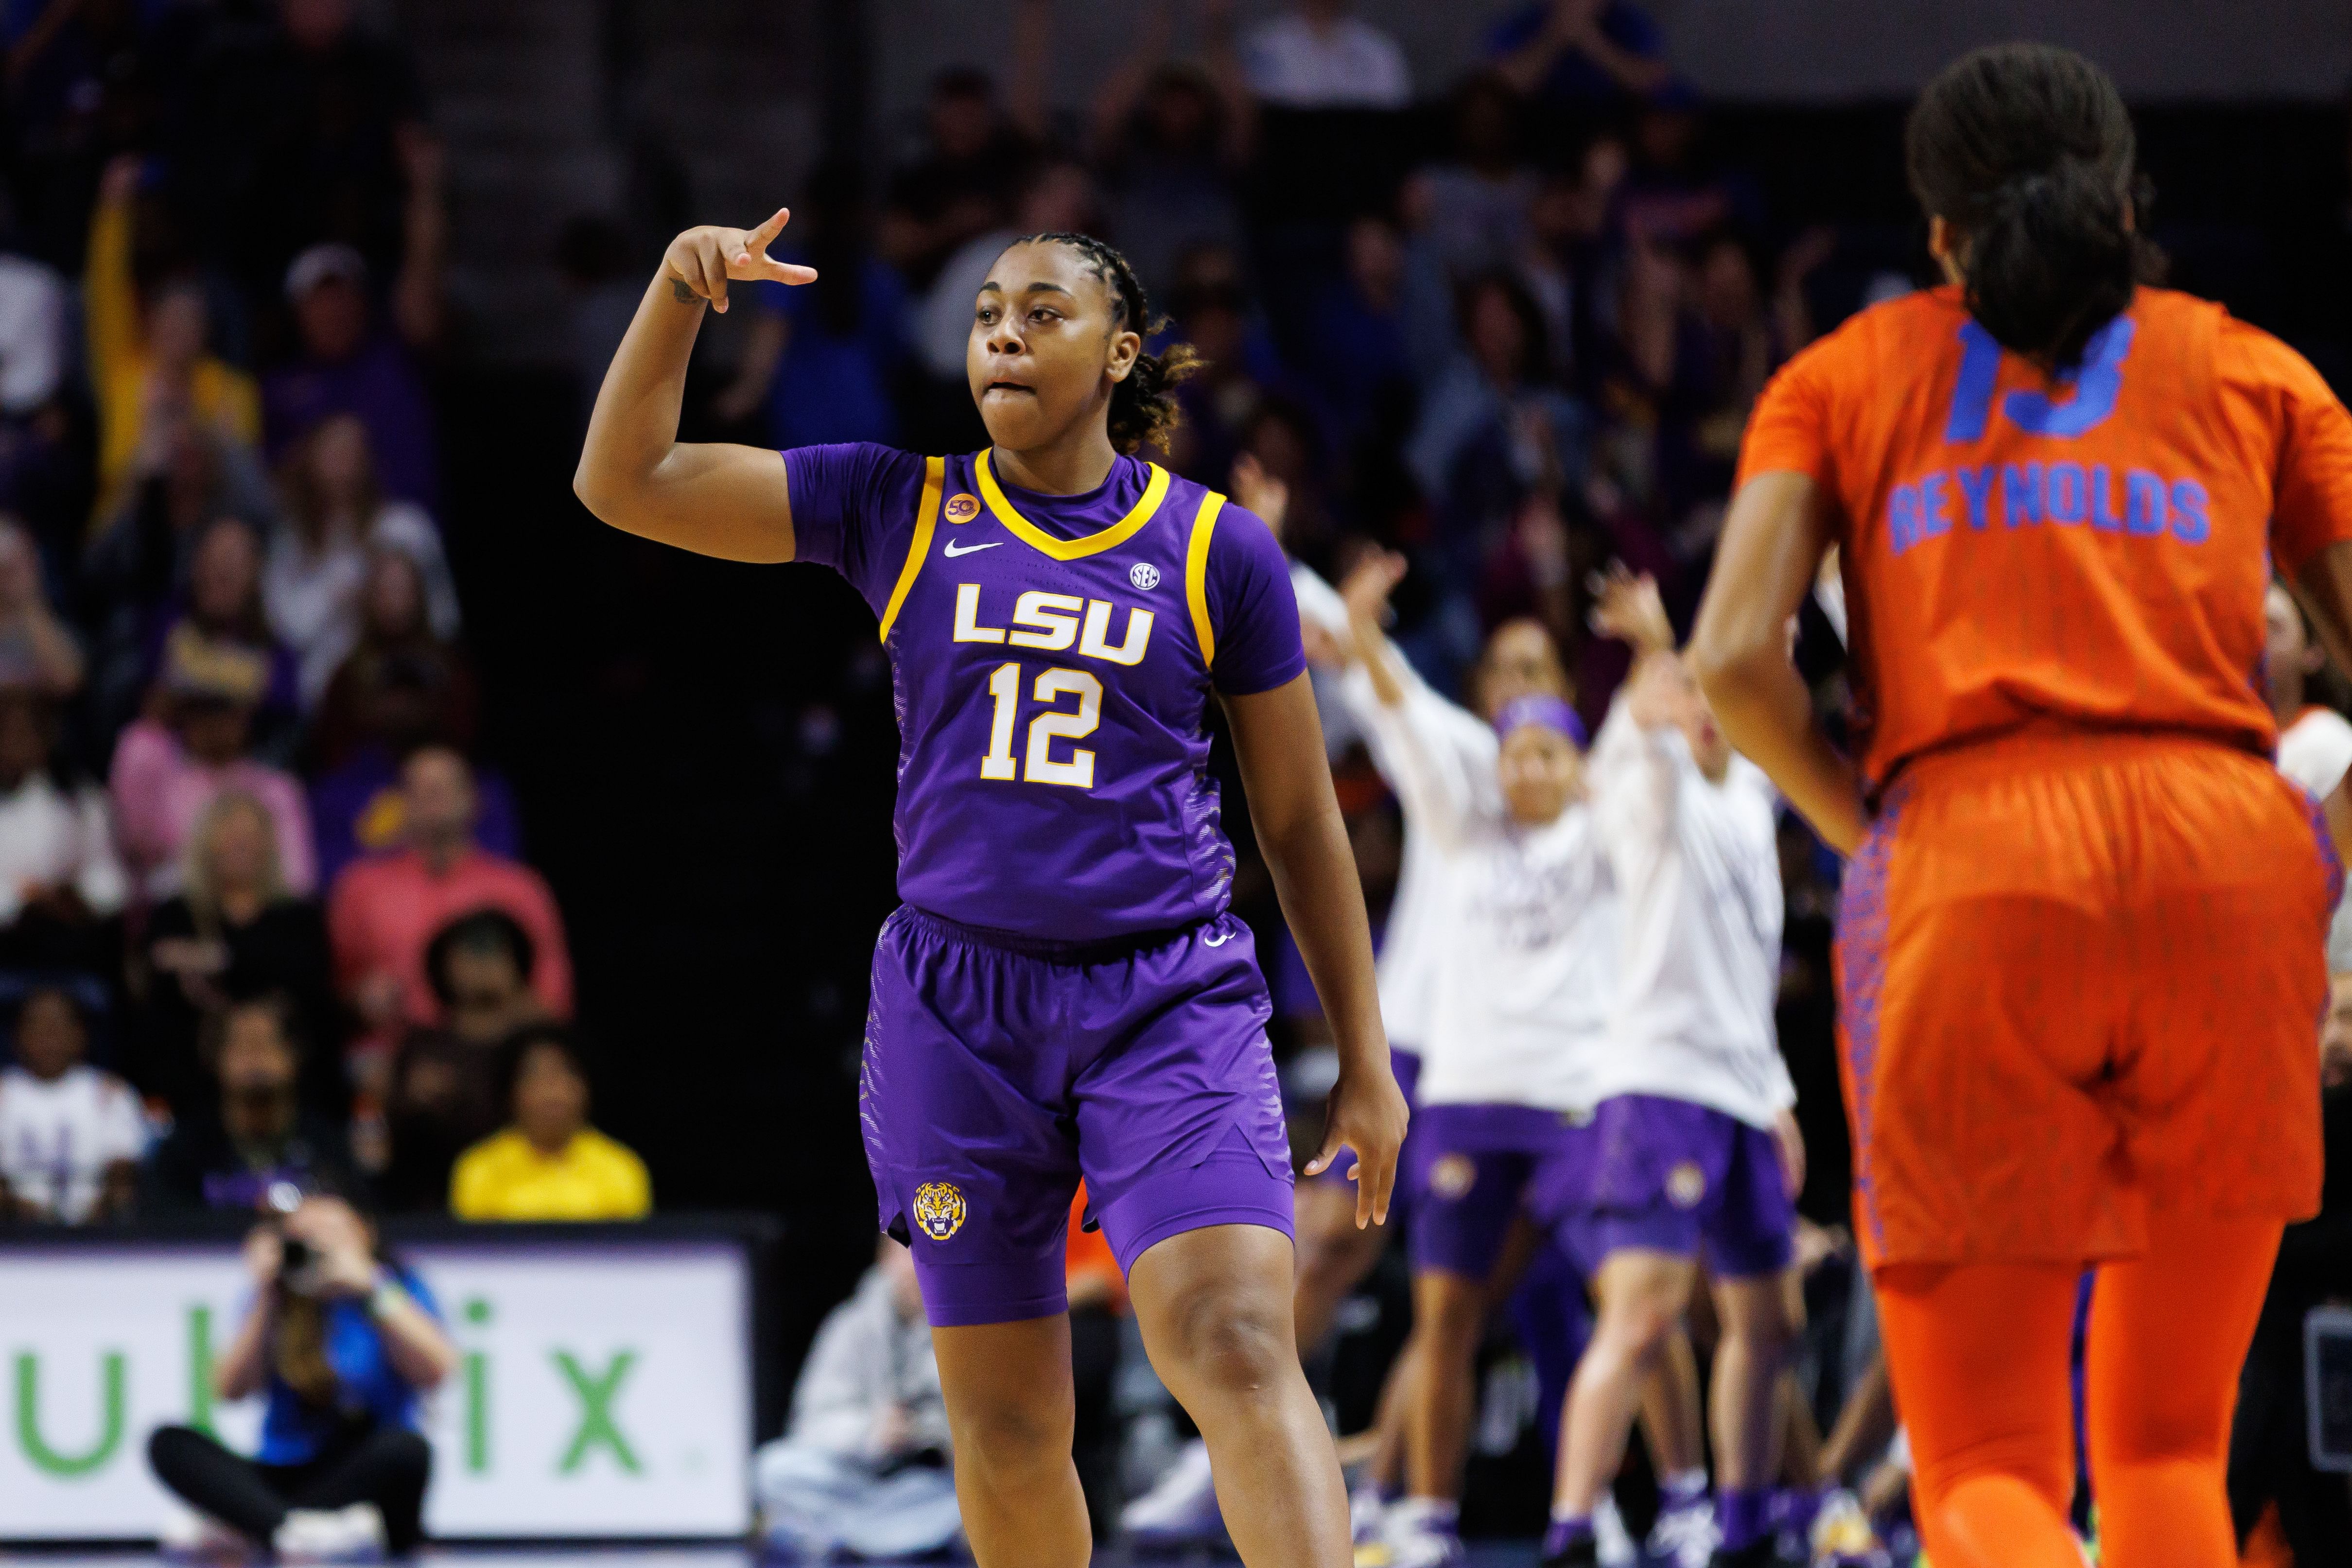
[784,444,1306,940]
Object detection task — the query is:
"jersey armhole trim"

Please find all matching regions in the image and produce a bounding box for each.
[1185,490,1227,665]
[876,455,946,643]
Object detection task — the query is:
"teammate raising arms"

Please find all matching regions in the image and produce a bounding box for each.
[576,212,1406,1568]
[1692,44,2352,1568]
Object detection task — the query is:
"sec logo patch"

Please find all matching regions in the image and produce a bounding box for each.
[911,1181,968,1241]
[943,492,981,524]
[1429,1153,1477,1201]
[1129,561,1161,590]
[1666,1162,1707,1210]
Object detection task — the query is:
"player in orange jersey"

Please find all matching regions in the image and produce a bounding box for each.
[1688,43,2352,1568]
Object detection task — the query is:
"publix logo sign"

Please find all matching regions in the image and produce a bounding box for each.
[0,1243,749,1538]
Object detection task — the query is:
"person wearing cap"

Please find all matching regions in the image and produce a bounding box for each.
[109,615,314,905]
[263,243,438,511]
[85,156,261,526]
[1545,565,1799,1568]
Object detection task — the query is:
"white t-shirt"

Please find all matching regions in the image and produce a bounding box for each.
[0,1064,146,1222]
[1355,656,1618,1111]
[2276,704,2352,972]
[0,774,126,924]
[1587,695,1792,1129]
[1242,15,1412,108]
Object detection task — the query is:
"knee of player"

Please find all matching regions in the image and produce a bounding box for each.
[1158,1285,1296,1396]
[376,1426,434,1481]
[1600,1289,1686,1360]
[948,1392,1076,1473]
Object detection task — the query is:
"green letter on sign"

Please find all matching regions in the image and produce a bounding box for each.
[552,1350,641,1475]
[17,1352,126,1477]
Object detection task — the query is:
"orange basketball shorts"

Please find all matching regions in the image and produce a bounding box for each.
[1834,732,2336,1272]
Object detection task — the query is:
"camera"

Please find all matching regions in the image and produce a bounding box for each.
[263,1180,328,1296]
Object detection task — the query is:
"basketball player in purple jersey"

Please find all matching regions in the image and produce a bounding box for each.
[575,209,1407,1568]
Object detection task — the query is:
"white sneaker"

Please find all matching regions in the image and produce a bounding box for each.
[158,1503,250,1559]
[272,1503,386,1563]
[1119,1438,1225,1547]
[1648,1496,1721,1568]
[1812,1488,1890,1568]
[1381,1500,1465,1568]
[1348,1480,1387,1546]
[1593,1493,1638,1568]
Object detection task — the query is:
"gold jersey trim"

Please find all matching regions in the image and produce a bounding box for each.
[1185,489,1227,666]
[975,449,1171,561]
[877,455,946,643]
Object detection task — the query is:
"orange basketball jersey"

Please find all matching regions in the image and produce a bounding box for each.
[1739,284,2352,792]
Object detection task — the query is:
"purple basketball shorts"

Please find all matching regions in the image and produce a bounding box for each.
[861,905,1296,1327]
[1409,1102,1598,1280]
[1551,1093,1795,1279]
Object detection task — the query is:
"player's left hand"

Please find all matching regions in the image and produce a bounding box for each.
[1773,1108,1807,1199]
[1307,1055,1410,1229]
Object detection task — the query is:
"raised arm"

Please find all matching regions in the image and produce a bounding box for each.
[1223,674,1407,1226]
[1587,566,1687,850]
[572,209,817,562]
[1329,551,1496,850]
[1690,471,1869,854]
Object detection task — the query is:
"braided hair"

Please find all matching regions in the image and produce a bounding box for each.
[1014,232,1202,455]
[1905,44,2163,368]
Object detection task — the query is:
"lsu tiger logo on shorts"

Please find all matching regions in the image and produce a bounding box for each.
[943,492,981,524]
[1666,1162,1708,1210]
[912,1181,968,1241]
[1429,1153,1477,1201]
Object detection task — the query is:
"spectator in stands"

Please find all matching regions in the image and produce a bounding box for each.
[1090,3,1254,300]
[153,514,305,739]
[168,0,435,326]
[265,414,455,707]
[310,544,477,771]
[330,746,567,1047]
[1240,0,1411,109]
[0,226,64,421]
[83,420,280,738]
[1614,83,1765,248]
[1406,72,1537,283]
[879,60,1043,289]
[379,909,549,1212]
[1304,215,1421,445]
[148,1194,450,1558]
[1165,269,1277,484]
[713,163,907,449]
[142,994,363,1214]
[0,686,124,970]
[262,244,441,510]
[110,626,314,904]
[0,517,81,695]
[449,1028,648,1220]
[753,1238,959,1560]
[0,987,143,1223]
[1408,273,1584,555]
[1515,139,1627,390]
[1487,0,1670,113]
[85,157,261,526]
[140,792,337,1124]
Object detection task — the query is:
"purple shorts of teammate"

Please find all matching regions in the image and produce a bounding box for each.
[861,905,1297,1327]
[1409,1102,1598,1280]
[1535,1093,1794,1279]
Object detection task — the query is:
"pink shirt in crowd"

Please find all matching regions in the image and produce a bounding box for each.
[328,845,573,1027]
[108,718,316,901]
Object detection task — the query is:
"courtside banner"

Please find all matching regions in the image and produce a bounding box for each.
[0,1237,751,1538]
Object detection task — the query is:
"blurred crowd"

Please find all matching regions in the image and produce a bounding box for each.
[0,0,646,1231]
[0,0,2346,1561]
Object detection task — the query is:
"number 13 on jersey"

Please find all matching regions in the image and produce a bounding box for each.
[980,663,1102,788]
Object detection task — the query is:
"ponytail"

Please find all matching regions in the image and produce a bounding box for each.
[1018,232,1202,455]
[1905,43,2163,368]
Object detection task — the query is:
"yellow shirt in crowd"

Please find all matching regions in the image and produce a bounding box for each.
[450,1127,652,1221]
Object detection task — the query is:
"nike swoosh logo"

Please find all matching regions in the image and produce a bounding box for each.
[1203,930,1233,947]
[942,540,1001,557]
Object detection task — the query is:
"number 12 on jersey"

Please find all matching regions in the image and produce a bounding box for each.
[980,663,1102,788]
